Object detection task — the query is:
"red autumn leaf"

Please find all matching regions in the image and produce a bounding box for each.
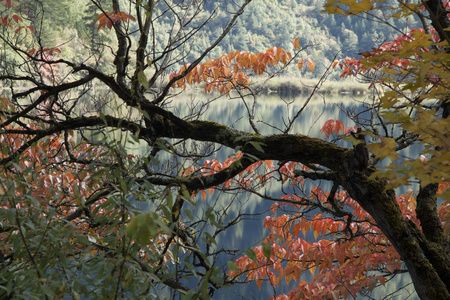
[292,222,301,238]
[48,48,61,55]
[14,25,23,35]
[1,15,12,29]
[334,120,344,135]
[11,14,22,23]
[27,48,36,57]
[95,11,136,31]
[0,0,11,9]
[320,119,334,137]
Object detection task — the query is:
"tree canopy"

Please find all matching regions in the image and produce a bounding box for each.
[0,0,449,299]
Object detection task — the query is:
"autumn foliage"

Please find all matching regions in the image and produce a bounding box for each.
[169,39,314,95]
[228,168,449,299]
[1,0,449,299]
[95,11,136,30]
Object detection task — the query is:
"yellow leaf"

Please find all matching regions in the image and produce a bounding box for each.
[309,265,316,276]
[351,0,373,13]
[313,228,319,239]
[367,137,398,162]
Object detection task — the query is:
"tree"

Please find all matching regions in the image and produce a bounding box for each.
[229,1,450,299]
[0,1,449,300]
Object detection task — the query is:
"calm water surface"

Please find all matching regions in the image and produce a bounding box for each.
[163,91,418,299]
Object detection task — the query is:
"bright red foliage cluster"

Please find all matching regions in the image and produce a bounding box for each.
[228,181,450,299]
[320,119,357,137]
[334,27,442,80]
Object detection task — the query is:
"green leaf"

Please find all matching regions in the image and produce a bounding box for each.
[203,232,217,246]
[244,248,259,266]
[183,257,198,279]
[248,141,265,153]
[118,177,128,193]
[184,208,194,221]
[262,241,271,260]
[227,261,240,273]
[137,70,150,90]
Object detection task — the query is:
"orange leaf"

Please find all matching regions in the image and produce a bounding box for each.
[293,37,301,50]
[27,48,36,57]
[287,52,292,61]
[320,119,334,137]
[94,13,106,24]
[332,61,338,69]
[256,279,263,290]
[340,286,350,299]
[219,84,225,94]
[186,70,193,84]
[301,223,310,236]
[292,222,301,237]
[228,51,235,61]
[280,53,287,65]
[307,59,315,73]
[297,59,304,71]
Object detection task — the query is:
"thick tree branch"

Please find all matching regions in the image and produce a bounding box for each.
[143,155,255,191]
[416,183,450,292]
[340,174,449,299]
[423,0,450,48]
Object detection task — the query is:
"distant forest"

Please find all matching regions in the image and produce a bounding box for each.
[10,0,421,78]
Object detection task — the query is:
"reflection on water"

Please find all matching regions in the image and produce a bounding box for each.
[164,92,417,299]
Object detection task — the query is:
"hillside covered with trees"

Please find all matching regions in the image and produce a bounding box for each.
[4,0,422,77]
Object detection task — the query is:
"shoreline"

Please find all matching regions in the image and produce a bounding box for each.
[251,76,370,97]
[1,77,371,98]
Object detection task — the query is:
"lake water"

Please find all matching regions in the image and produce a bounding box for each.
[157,90,418,299]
